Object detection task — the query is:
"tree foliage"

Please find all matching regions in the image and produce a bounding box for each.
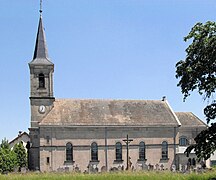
[0,139,16,173]
[0,139,27,173]
[13,142,27,171]
[176,21,216,160]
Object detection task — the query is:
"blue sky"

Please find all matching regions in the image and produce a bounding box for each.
[1,0,216,141]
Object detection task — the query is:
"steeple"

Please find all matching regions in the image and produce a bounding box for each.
[28,1,55,171]
[29,15,53,65]
[28,10,54,100]
[34,16,48,59]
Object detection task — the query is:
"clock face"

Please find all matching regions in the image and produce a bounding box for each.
[39,105,46,113]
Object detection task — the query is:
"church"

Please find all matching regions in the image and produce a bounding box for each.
[27,12,207,172]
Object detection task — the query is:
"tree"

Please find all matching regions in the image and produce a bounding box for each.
[0,138,16,173]
[176,21,216,160]
[0,138,9,149]
[13,142,27,171]
[0,139,27,173]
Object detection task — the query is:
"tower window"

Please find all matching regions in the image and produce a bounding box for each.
[46,157,50,164]
[39,73,45,88]
[46,136,50,143]
[91,142,98,161]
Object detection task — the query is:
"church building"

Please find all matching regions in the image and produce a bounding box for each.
[27,12,207,172]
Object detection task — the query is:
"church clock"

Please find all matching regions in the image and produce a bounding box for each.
[38,105,46,114]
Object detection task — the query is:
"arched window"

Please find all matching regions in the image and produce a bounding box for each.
[91,142,98,161]
[162,141,168,159]
[116,142,122,161]
[66,143,73,162]
[39,73,45,88]
[179,136,189,146]
[139,141,146,161]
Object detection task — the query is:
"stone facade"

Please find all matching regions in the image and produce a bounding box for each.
[38,126,178,172]
[27,15,207,172]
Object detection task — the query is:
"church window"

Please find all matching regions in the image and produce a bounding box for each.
[161,141,168,159]
[91,142,98,161]
[139,141,146,161]
[66,143,73,162]
[39,73,45,88]
[115,142,122,161]
[179,136,189,146]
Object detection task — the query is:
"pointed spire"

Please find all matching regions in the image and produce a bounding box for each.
[29,15,53,65]
[29,1,53,65]
[33,16,49,60]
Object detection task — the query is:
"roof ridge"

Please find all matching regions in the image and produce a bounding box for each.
[55,98,164,101]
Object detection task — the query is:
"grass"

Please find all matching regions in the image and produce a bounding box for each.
[0,170,216,180]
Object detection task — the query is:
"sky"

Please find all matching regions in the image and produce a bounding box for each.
[0,0,216,142]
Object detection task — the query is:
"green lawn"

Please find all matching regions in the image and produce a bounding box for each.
[0,170,216,180]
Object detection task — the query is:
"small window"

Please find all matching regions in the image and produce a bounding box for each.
[91,142,98,161]
[66,143,73,162]
[46,157,50,164]
[162,141,168,159]
[179,136,189,146]
[116,142,122,161]
[46,136,50,143]
[139,141,146,161]
[39,73,45,88]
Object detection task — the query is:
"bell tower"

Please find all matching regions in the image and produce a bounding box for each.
[29,14,55,127]
[28,3,54,170]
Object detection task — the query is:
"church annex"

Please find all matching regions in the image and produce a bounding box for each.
[28,13,207,172]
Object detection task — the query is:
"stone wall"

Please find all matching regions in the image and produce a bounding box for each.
[38,126,177,172]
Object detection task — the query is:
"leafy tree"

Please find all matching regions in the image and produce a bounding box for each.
[176,21,216,160]
[0,138,16,173]
[0,139,27,173]
[0,138,9,149]
[13,142,27,171]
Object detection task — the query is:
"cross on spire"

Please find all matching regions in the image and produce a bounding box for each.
[39,0,43,14]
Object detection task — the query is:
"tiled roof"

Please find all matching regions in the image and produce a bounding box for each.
[40,99,180,127]
[175,112,207,127]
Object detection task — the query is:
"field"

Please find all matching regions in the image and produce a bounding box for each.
[0,170,216,180]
